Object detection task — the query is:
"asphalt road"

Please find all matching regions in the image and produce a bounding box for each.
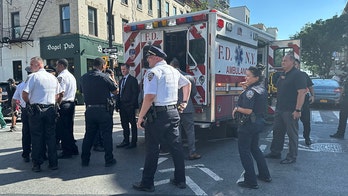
[0,106,348,195]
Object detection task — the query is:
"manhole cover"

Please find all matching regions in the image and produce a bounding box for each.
[310,143,343,153]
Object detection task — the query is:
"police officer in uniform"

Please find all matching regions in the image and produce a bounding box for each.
[233,66,271,189]
[80,57,118,167]
[132,45,191,192]
[330,75,348,139]
[55,58,79,158]
[13,66,32,162]
[22,57,63,172]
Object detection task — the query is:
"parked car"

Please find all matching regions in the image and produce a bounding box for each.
[312,78,342,106]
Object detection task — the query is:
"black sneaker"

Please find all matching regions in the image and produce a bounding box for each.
[305,139,312,145]
[132,182,155,192]
[105,159,117,167]
[170,178,186,189]
[32,164,41,172]
[237,181,259,189]
[49,165,58,170]
[257,175,272,182]
[330,133,344,139]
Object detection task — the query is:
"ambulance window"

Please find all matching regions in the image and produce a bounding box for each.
[188,38,205,66]
[274,48,294,67]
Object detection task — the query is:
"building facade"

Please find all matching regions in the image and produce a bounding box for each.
[0,0,191,82]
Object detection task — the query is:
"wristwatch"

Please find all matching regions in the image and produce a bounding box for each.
[295,109,301,112]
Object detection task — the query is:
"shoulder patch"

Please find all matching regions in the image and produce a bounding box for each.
[246,90,254,99]
[147,72,154,81]
[57,76,62,83]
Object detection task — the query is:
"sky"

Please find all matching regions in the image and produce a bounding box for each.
[229,0,348,40]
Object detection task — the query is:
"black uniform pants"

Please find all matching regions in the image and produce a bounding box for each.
[337,97,348,135]
[81,107,114,163]
[238,118,270,185]
[141,108,185,186]
[29,106,57,166]
[56,102,78,155]
[119,104,137,144]
[300,95,311,140]
[21,108,31,158]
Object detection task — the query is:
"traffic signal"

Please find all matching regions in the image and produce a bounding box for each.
[102,56,109,68]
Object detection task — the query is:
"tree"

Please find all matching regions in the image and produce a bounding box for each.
[292,14,348,78]
[186,0,229,13]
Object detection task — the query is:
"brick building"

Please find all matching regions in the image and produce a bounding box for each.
[0,0,191,81]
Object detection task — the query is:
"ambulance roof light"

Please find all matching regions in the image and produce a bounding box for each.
[167,19,176,26]
[217,19,224,28]
[145,23,153,29]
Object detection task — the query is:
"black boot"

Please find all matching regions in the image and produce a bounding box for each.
[330,132,344,139]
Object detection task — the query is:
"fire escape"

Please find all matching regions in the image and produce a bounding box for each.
[21,0,47,41]
[1,0,47,47]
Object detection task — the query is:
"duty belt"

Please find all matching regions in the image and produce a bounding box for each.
[86,104,106,108]
[33,104,54,108]
[61,101,74,104]
[155,105,177,113]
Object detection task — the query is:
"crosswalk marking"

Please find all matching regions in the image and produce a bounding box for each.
[333,111,339,119]
[311,110,323,122]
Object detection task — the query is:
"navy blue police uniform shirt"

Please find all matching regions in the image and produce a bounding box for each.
[238,82,267,116]
[80,69,117,105]
[276,67,307,112]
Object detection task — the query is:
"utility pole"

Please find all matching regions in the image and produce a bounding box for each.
[107,0,115,69]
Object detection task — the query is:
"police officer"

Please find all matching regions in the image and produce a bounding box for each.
[12,66,32,162]
[233,66,271,189]
[80,57,118,167]
[170,58,201,160]
[294,59,314,145]
[55,58,79,158]
[330,75,348,139]
[22,57,63,172]
[133,45,191,192]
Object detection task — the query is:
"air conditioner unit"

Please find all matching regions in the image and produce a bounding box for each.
[148,9,153,15]
[137,3,142,10]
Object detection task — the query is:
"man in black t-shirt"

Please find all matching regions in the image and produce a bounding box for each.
[265,54,307,164]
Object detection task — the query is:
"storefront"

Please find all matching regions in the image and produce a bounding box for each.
[40,34,124,81]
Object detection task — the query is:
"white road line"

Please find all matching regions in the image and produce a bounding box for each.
[259,144,267,152]
[158,157,168,165]
[186,176,208,196]
[154,179,169,186]
[198,167,223,181]
[312,110,322,122]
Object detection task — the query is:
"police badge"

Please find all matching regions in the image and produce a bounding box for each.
[147,72,154,81]
[246,90,254,99]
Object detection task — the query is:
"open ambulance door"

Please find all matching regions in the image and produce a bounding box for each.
[266,39,301,117]
[186,23,208,106]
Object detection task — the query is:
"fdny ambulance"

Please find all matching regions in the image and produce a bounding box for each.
[122,9,300,133]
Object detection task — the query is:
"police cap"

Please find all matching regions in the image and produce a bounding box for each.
[25,66,32,73]
[145,45,167,59]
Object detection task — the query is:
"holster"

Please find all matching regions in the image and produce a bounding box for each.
[236,112,253,125]
[144,105,157,124]
[106,98,115,115]
[25,104,37,116]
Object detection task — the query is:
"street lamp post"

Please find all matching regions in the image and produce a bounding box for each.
[107,0,115,69]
